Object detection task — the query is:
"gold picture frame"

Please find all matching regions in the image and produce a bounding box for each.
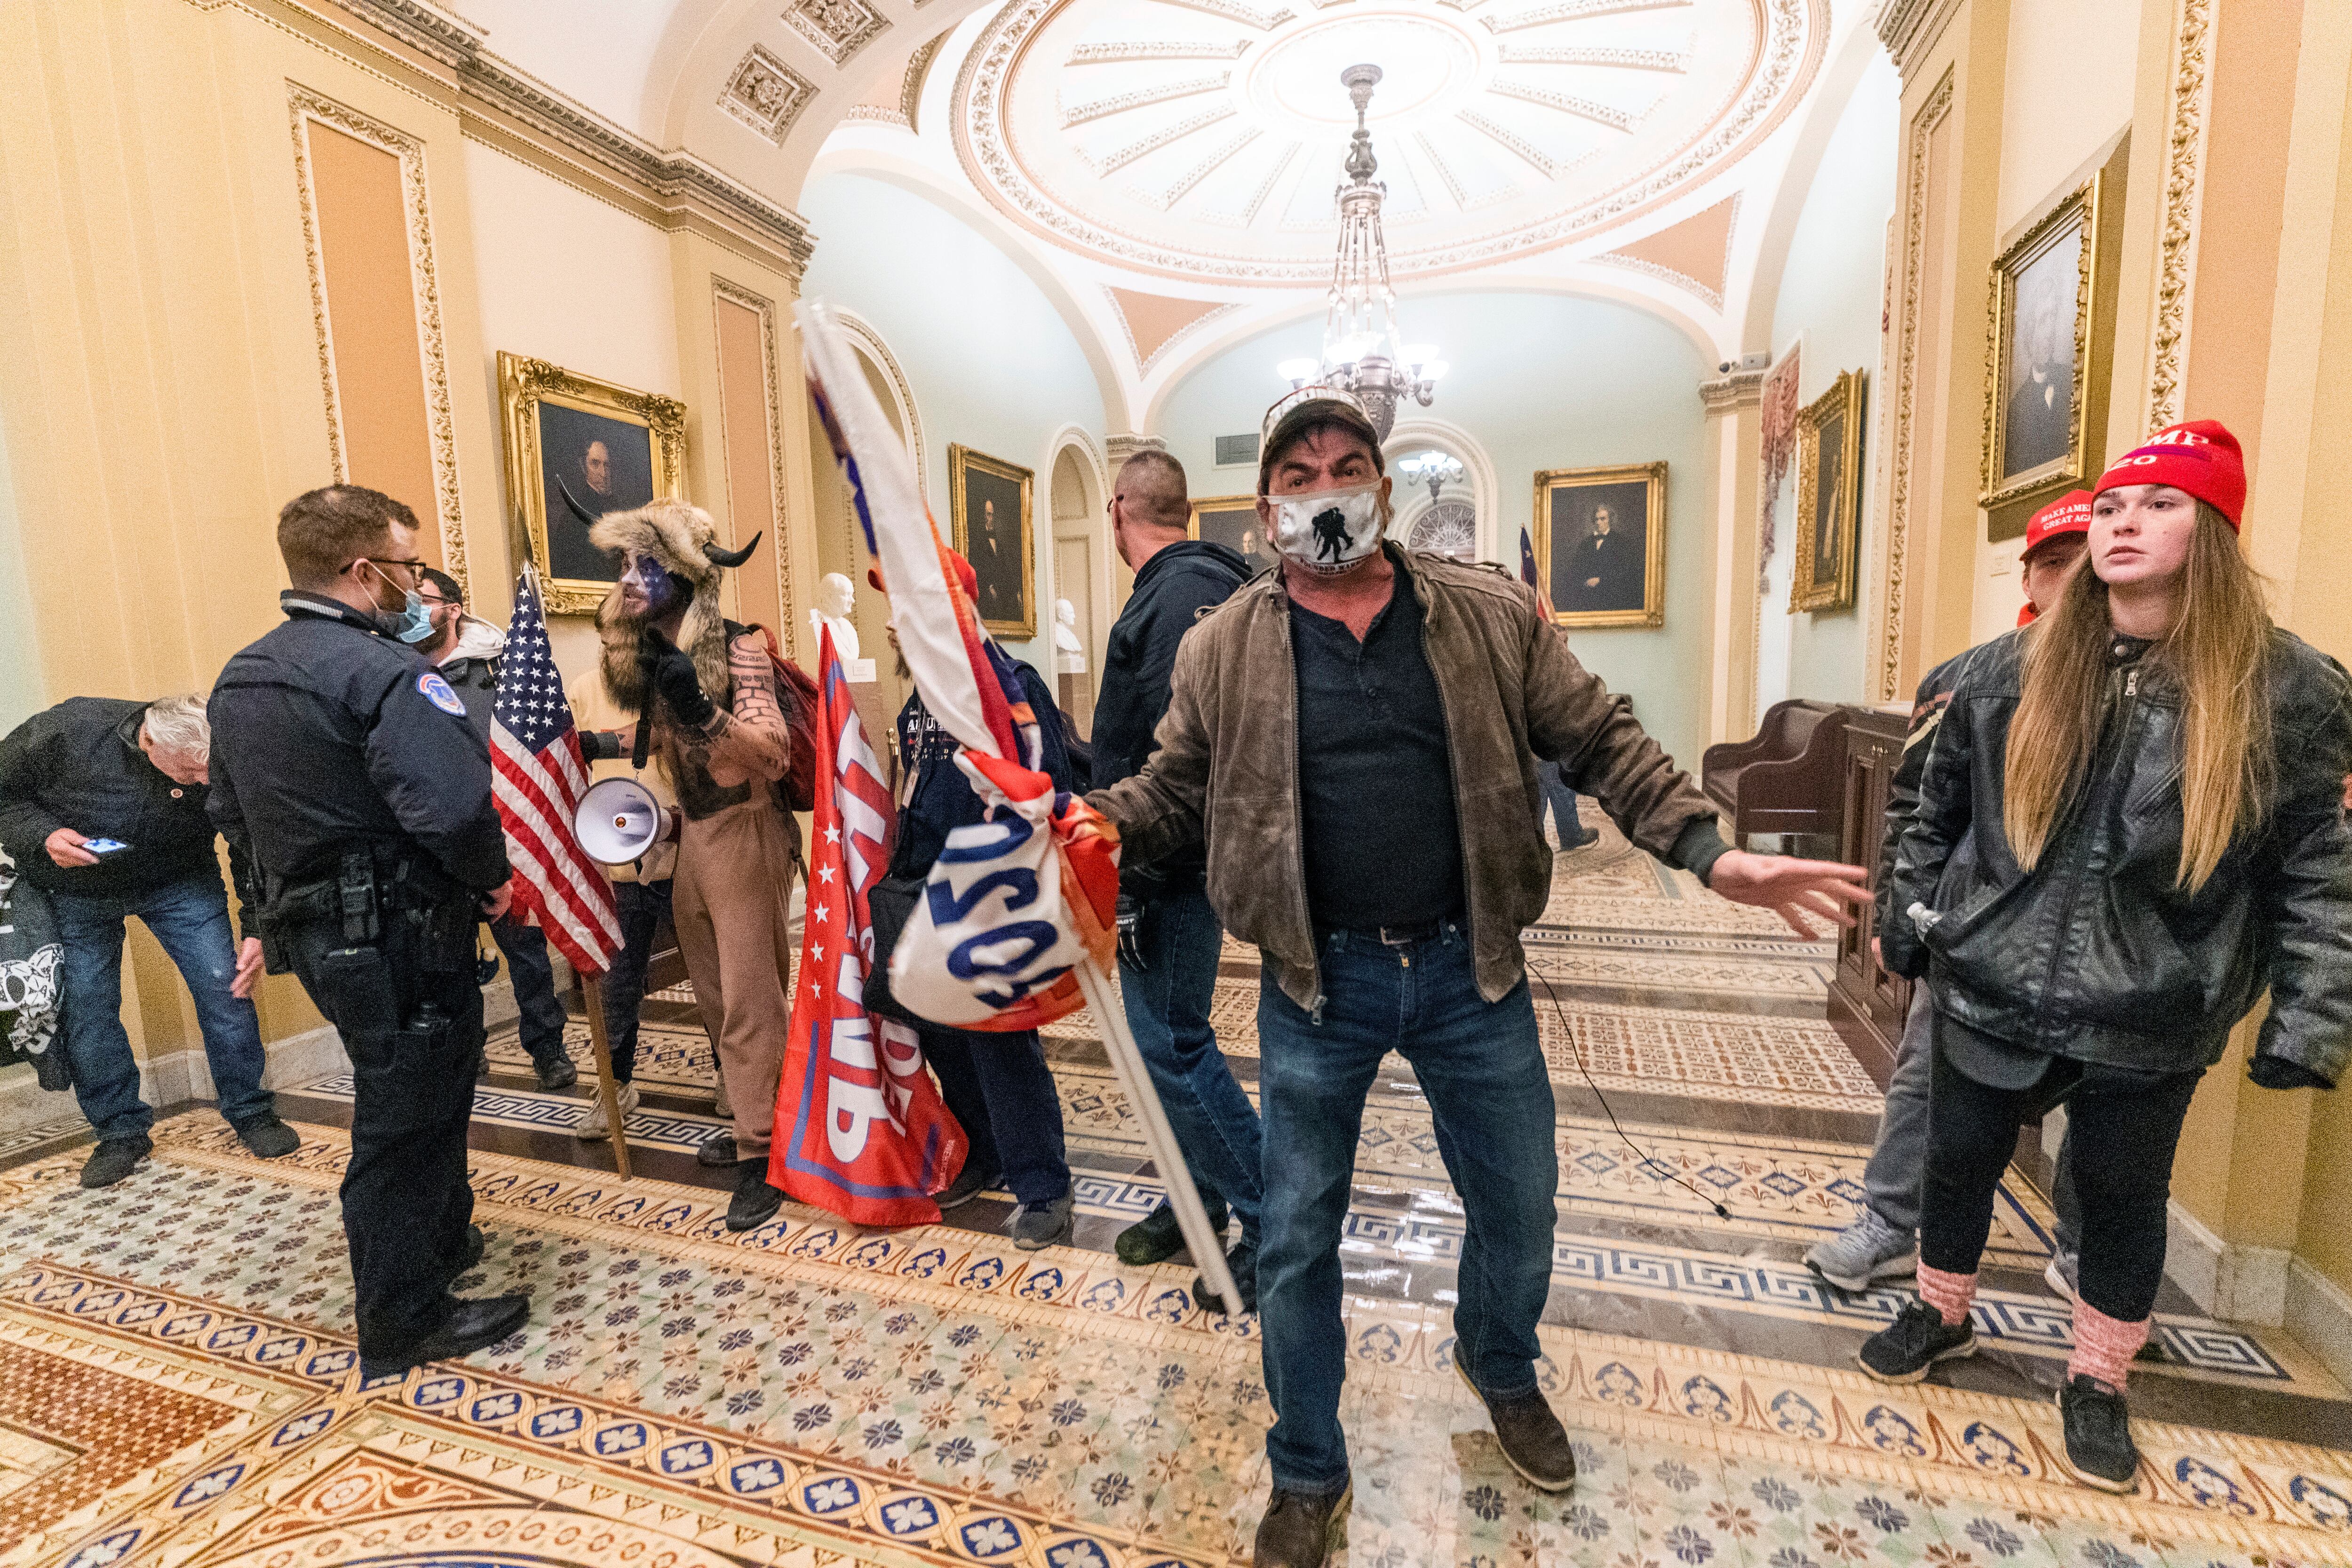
[1979,170,2115,533]
[1791,369,1867,614]
[948,444,1036,639]
[1533,461,1667,629]
[1187,493,1279,576]
[498,351,689,616]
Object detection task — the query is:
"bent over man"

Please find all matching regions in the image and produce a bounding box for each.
[210,485,523,1378]
[1087,386,1871,1568]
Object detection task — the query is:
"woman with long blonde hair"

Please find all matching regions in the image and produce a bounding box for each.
[1864,421,2352,1493]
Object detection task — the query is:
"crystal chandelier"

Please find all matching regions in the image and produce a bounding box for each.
[1277,64,1447,441]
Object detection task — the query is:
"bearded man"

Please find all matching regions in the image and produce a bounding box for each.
[583,501,796,1231]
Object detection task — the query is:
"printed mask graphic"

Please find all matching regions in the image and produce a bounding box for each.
[1270,482,1385,574]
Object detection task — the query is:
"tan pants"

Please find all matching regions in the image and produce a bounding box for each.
[672,798,797,1160]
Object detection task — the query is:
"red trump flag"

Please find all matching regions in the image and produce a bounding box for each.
[769,627,968,1225]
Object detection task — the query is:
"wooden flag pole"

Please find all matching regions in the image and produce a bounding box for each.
[580,975,632,1183]
[1073,956,1240,1313]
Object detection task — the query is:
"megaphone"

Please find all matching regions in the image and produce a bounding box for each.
[574,777,677,866]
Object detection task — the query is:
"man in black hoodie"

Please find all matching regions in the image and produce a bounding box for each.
[1091,449,1262,1309]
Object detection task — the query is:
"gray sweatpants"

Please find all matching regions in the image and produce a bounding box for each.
[1863,988,2081,1261]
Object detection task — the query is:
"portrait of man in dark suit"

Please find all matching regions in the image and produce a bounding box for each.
[1550,479,1651,617]
[952,446,1033,636]
[2002,240,2077,480]
[537,403,656,583]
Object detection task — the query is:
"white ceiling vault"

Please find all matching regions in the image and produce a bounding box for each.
[440,0,1883,428]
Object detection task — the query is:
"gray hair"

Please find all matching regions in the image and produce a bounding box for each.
[142,694,211,760]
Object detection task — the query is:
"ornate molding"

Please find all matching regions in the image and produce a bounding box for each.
[2146,0,2213,431]
[1874,0,1965,78]
[1062,73,1232,128]
[1596,252,1724,312]
[1871,68,1956,703]
[712,278,796,655]
[720,45,821,149]
[1697,369,1764,411]
[1480,0,1691,33]
[1496,44,1688,71]
[286,82,469,597]
[902,33,948,132]
[784,0,888,68]
[829,309,929,510]
[305,0,814,279]
[1104,433,1168,469]
[1066,40,1253,63]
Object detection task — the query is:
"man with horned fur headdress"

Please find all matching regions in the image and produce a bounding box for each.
[585,499,798,1232]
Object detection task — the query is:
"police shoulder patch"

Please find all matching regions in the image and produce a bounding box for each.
[417,670,467,716]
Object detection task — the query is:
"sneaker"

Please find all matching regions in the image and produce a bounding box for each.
[79,1134,153,1189]
[712,1068,732,1122]
[232,1114,301,1159]
[1805,1208,1918,1292]
[1191,1239,1258,1316]
[1857,1299,1977,1383]
[574,1082,640,1140]
[1118,1196,1229,1265]
[2045,1253,2080,1302]
[697,1131,739,1168]
[725,1158,784,1232]
[1010,1192,1074,1250]
[1252,1483,1351,1568]
[936,1160,1001,1211]
[2057,1376,2140,1493]
[1454,1361,1578,1490]
[534,1055,579,1091]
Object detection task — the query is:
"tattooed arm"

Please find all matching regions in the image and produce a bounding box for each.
[685,631,791,787]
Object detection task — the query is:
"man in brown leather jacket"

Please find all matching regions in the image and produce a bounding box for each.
[1088,387,1871,1567]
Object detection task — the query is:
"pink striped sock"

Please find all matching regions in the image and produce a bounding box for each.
[2068,1299,2150,1390]
[1916,1263,1977,1328]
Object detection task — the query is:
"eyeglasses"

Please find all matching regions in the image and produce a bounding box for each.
[348,557,429,583]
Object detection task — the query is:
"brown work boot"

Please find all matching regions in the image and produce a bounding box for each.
[1252,1483,1349,1567]
[1456,1362,1577,1491]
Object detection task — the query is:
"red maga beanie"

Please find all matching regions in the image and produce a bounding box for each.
[2093,420,2246,528]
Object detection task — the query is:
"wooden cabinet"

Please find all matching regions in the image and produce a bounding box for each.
[1825,706,1912,1087]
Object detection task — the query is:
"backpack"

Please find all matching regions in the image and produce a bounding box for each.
[753,624,822,812]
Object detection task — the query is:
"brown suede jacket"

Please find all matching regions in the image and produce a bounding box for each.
[1087,545,1724,1012]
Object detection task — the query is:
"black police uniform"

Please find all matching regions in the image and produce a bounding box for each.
[208,590,511,1365]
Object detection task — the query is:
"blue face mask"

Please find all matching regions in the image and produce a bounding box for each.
[364,563,437,643]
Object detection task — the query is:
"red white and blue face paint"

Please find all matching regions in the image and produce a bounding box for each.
[618,552,690,620]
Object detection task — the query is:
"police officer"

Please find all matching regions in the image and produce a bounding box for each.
[208,485,527,1378]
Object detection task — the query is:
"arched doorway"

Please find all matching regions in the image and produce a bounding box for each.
[1044,430,1108,736]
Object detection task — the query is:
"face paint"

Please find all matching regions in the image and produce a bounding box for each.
[1268,482,1386,574]
[620,552,682,619]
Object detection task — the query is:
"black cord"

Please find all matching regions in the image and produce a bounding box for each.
[1533,964,1732,1221]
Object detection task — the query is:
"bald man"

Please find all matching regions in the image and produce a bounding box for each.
[1092,450,1263,1309]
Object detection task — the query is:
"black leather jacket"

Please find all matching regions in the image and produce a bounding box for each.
[1882,626,2352,1084]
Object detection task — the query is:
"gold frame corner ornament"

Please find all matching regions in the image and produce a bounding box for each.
[496,351,689,617]
[1979,174,2107,515]
[1791,369,1867,615]
[1531,460,1669,630]
[947,443,1037,640]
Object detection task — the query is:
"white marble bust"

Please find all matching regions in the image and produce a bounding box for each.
[810,571,860,662]
[1052,597,1085,673]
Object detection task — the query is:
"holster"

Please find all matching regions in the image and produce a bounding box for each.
[313,943,398,1058]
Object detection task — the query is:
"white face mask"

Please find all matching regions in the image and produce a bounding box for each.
[1267,482,1386,574]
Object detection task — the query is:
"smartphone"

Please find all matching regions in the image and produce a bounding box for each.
[81,838,130,855]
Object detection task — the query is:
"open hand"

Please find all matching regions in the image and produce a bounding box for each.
[231,936,265,1000]
[1708,850,1872,938]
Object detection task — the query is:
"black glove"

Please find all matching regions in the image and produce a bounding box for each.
[644,630,715,729]
[1116,892,1152,972]
[578,729,623,762]
[2249,1055,2331,1091]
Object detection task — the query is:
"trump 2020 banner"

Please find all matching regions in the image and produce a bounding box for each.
[769,627,967,1225]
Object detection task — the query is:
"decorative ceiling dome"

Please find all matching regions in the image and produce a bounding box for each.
[954,0,1825,287]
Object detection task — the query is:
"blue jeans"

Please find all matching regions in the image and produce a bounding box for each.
[53,873,272,1139]
[1256,923,1558,1494]
[1119,884,1263,1241]
[1539,761,1585,843]
[489,915,569,1070]
[601,879,674,1083]
[923,1027,1071,1207]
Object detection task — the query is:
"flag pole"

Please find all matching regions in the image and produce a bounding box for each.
[579,974,632,1182]
[1072,955,1240,1313]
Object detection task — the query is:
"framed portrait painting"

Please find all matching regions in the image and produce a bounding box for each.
[1791,369,1867,613]
[949,445,1035,639]
[498,352,688,616]
[1188,493,1279,578]
[1533,461,1667,629]
[1980,166,2120,535]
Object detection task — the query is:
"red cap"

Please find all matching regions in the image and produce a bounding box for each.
[2022,490,2093,561]
[867,549,980,603]
[2093,419,2246,528]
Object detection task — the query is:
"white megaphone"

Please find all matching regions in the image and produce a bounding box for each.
[574,777,677,866]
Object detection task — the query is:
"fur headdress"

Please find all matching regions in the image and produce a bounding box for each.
[589,500,759,714]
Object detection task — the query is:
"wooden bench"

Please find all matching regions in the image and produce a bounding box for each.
[1700,699,1851,843]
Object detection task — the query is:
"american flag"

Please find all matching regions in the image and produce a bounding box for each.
[490,573,622,974]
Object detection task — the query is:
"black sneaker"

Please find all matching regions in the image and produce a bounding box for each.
[533,1055,579,1091]
[935,1160,1001,1211]
[697,1131,739,1169]
[1857,1299,1977,1382]
[79,1135,153,1189]
[1192,1239,1257,1316]
[725,1159,784,1232]
[1010,1193,1074,1250]
[232,1114,301,1159]
[1455,1362,1577,1491]
[1118,1196,1229,1265]
[2058,1376,2140,1493]
[1253,1483,1351,1568]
